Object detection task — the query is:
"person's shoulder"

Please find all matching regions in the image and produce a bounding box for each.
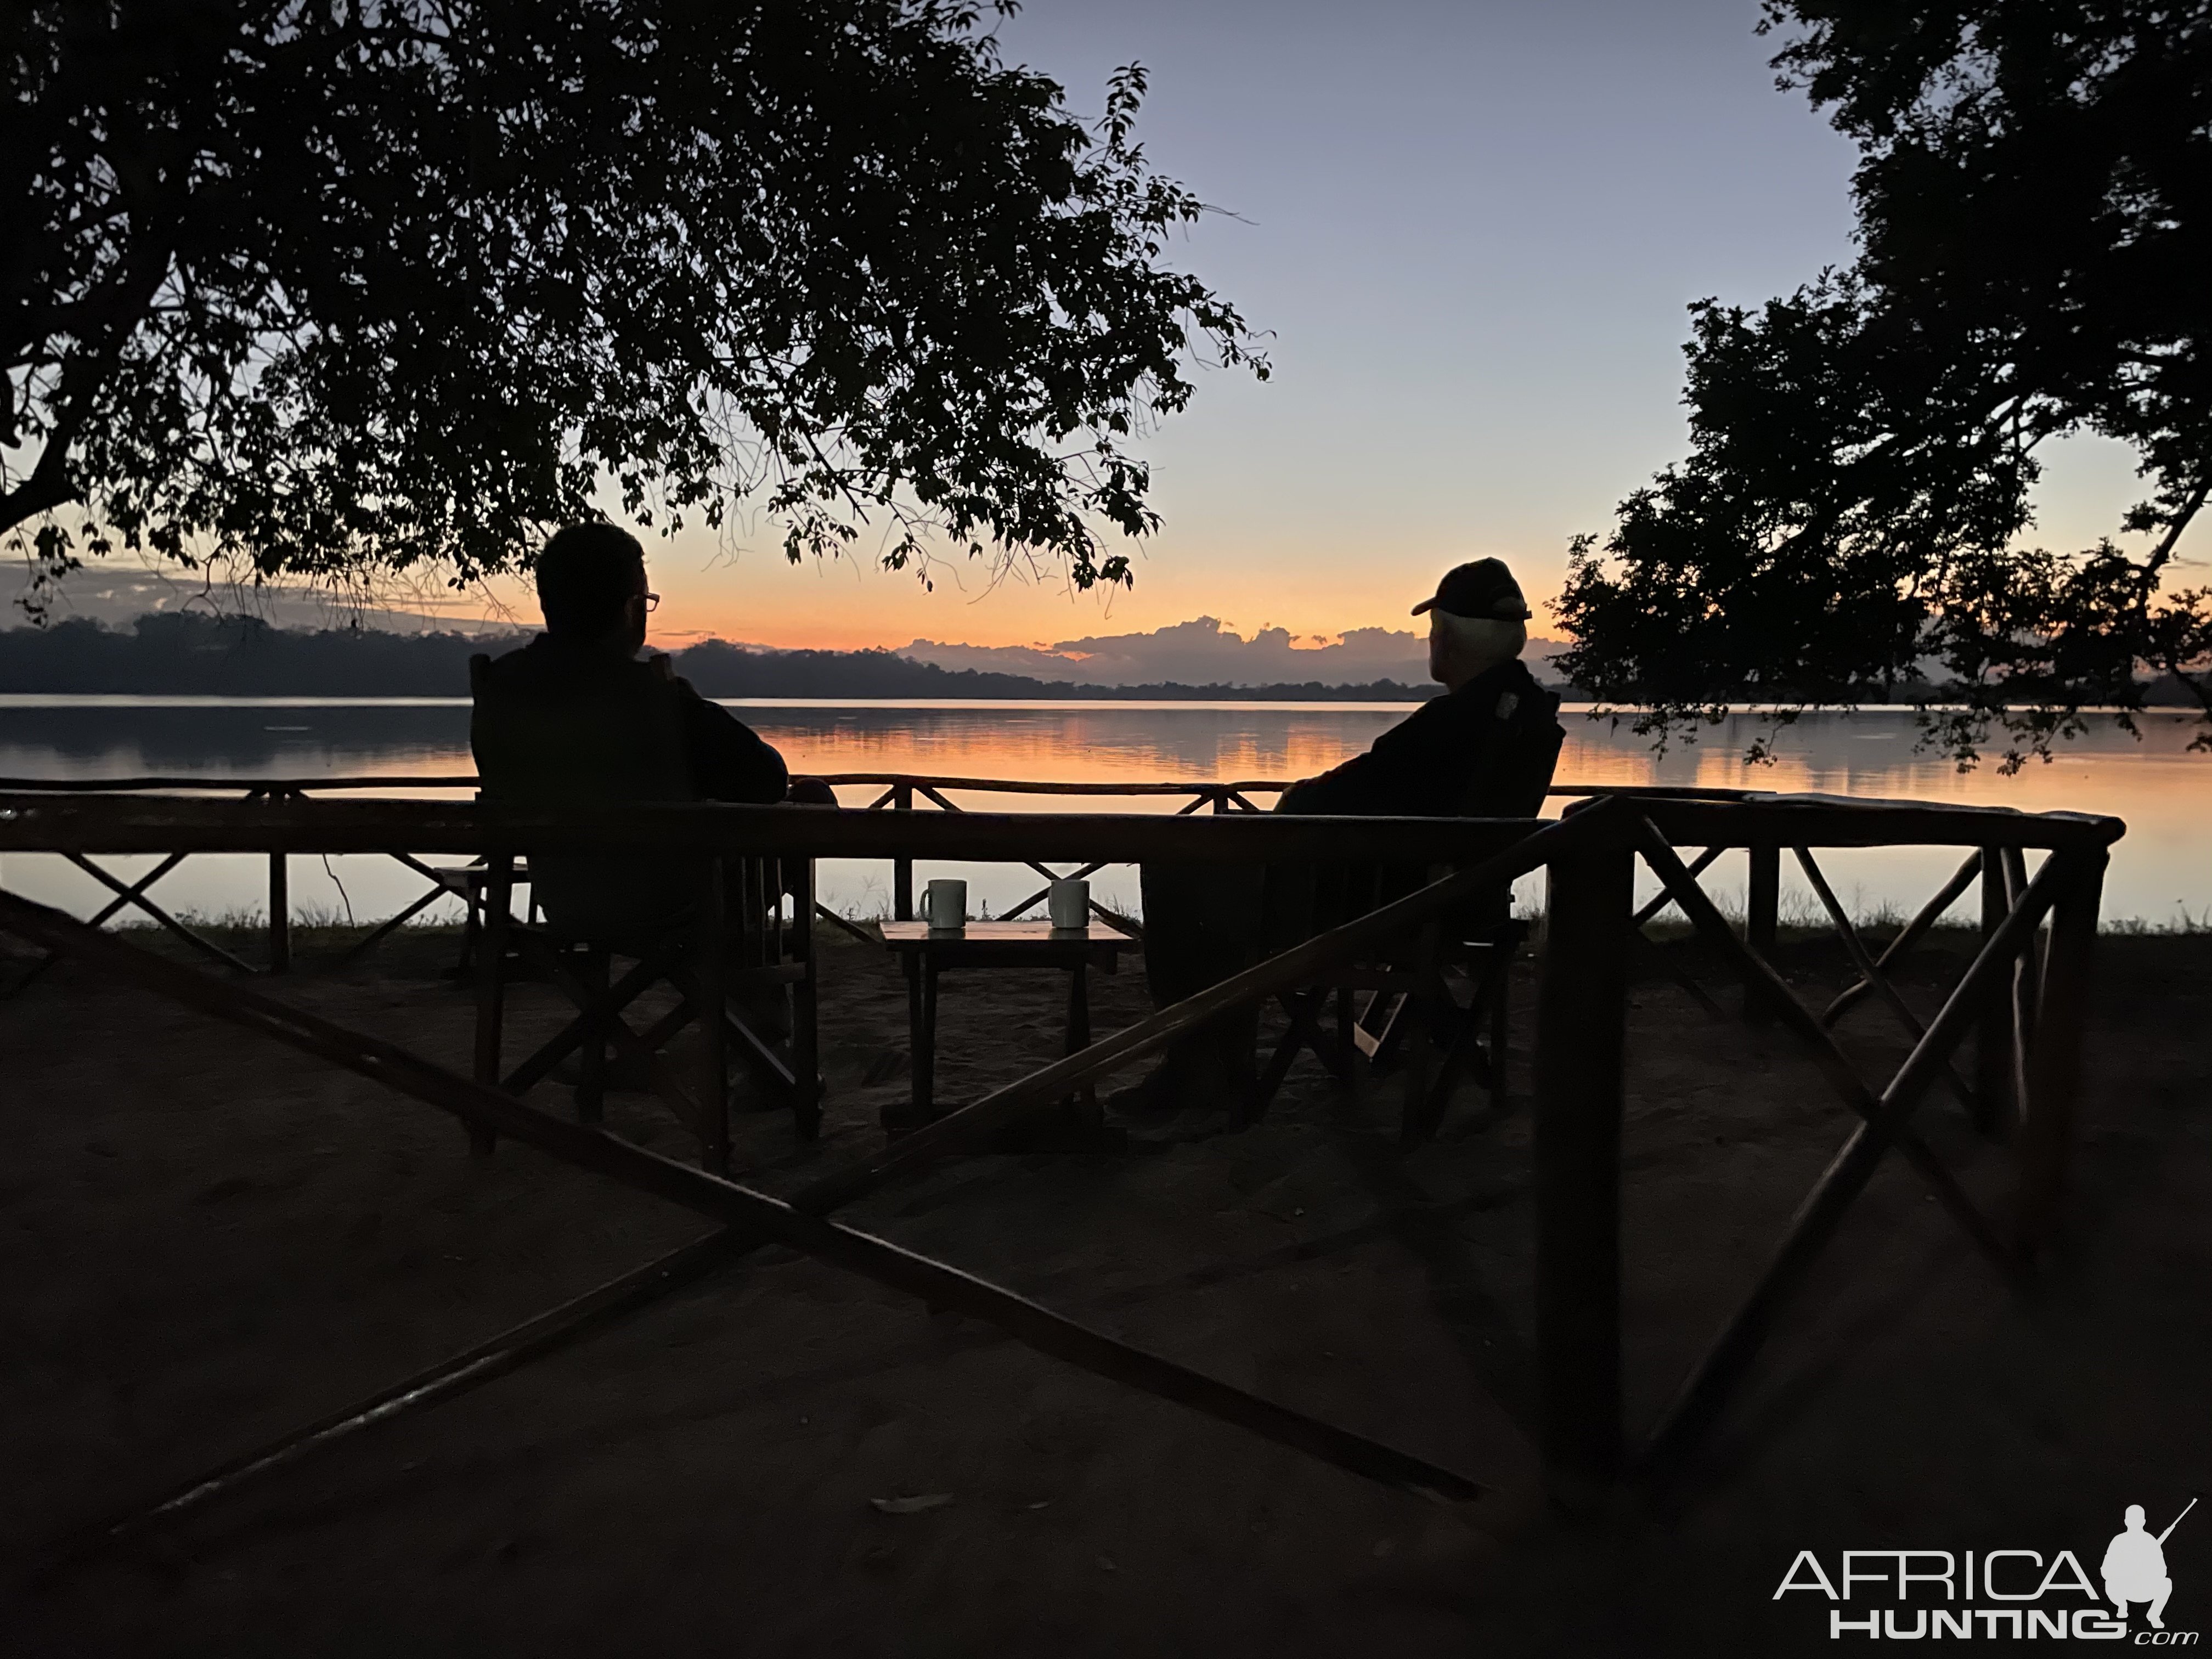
[473,635,550,691]
[482,634,545,667]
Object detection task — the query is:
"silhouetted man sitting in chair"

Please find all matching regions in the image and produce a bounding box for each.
[469,522,833,1154]
[471,521,825,936]
[1126,558,1565,1118]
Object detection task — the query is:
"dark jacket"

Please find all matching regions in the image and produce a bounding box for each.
[1271,658,1565,938]
[1278,658,1564,820]
[470,635,787,810]
[470,635,788,936]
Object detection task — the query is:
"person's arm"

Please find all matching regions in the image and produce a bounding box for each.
[673,680,788,803]
[1279,701,1453,817]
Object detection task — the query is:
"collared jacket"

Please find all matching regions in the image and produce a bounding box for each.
[470,635,788,936]
[1278,658,1564,820]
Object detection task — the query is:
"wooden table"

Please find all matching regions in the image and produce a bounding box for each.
[879,919,1138,1135]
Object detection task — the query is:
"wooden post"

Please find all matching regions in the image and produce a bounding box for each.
[1533,838,1634,1510]
[1743,842,1779,1022]
[2001,847,2041,1111]
[790,857,821,1141]
[266,853,290,973]
[1974,845,2015,1133]
[469,853,512,1156]
[2012,848,2105,1260]
[893,785,915,922]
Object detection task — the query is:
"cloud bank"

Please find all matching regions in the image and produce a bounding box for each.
[900,616,1566,688]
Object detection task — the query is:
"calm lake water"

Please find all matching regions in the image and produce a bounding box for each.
[1,696,2205,929]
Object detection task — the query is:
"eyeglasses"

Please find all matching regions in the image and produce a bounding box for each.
[642,592,661,613]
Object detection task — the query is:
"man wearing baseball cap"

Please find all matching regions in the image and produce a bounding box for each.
[1277,556,1560,816]
[1122,557,1564,1122]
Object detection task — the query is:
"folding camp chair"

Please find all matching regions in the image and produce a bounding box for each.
[462,651,821,1170]
[1239,878,1528,1147]
[467,853,820,1172]
[1239,710,1563,1146]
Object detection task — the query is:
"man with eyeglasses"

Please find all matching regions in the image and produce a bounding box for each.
[473,520,792,805]
[471,521,820,934]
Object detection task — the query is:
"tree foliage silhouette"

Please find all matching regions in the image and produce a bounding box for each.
[1558,0,2211,768]
[5,1,1263,612]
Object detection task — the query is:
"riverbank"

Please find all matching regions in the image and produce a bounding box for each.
[3,924,2208,1654]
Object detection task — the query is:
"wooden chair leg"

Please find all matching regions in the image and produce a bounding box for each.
[454,881,481,980]
[1240,991,1316,1128]
[790,859,821,1141]
[1411,986,1499,1145]
[697,868,730,1174]
[1486,949,1514,1113]
[575,946,610,1125]
[1397,928,1442,1147]
[1336,985,1359,1102]
[467,856,512,1156]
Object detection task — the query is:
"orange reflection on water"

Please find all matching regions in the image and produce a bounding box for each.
[739,702,2209,923]
[742,701,1408,801]
[2,697,2203,923]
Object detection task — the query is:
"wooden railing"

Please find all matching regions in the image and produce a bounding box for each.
[0,769,1765,959]
[0,787,2124,1553]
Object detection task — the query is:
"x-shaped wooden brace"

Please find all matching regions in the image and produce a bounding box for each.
[1817,850,1984,1030]
[1628,816,2103,1473]
[1792,847,1979,1119]
[3,851,201,996]
[1000,790,1222,922]
[498,936,698,1114]
[488,914,812,1161]
[60,850,258,975]
[334,853,506,968]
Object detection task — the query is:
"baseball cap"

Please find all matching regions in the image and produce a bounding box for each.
[1411,558,1531,621]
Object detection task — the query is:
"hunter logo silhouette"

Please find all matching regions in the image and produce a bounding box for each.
[2106,1500,2196,1629]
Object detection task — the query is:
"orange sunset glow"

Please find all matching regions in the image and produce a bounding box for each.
[622,524,1568,656]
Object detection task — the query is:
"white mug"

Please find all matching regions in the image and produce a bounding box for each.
[923,877,967,930]
[1048,879,1090,930]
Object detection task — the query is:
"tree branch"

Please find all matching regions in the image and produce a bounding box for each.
[0,244,173,540]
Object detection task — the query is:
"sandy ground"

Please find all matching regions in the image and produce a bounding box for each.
[1,918,2207,1656]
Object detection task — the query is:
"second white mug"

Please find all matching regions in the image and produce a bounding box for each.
[923,877,968,930]
[1047,879,1090,929]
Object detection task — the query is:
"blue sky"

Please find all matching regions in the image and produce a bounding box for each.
[635,0,2151,652]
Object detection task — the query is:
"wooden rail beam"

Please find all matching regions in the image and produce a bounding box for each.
[0,793,1565,865]
[1634,794,2123,851]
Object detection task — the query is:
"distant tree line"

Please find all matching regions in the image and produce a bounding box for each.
[0,613,1439,702]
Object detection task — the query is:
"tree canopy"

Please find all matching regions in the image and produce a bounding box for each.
[4,0,1263,613]
[1556,0,2211,767]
